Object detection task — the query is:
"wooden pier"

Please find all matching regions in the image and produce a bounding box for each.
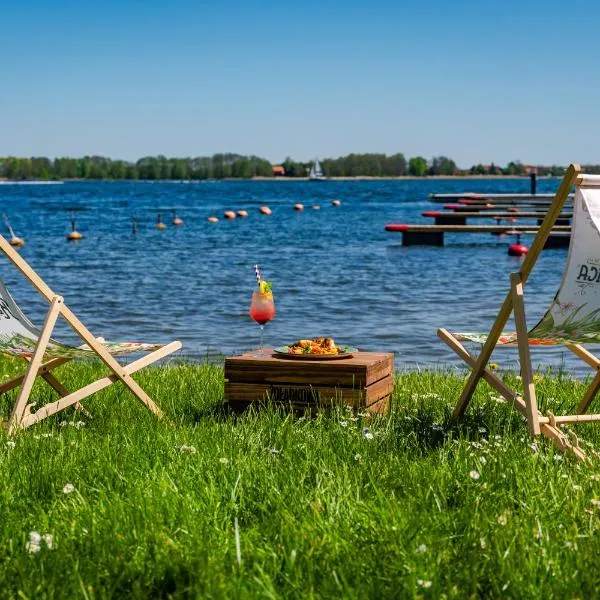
[385,224,571,247]
[421,210,572,226]
[429,192,574,203]
[443,202,572,212]
[388,175,574,251]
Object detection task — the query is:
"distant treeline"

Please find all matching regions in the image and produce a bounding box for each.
[1,153,599,180]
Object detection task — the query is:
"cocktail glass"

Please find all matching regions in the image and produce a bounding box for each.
[249,290,276,357]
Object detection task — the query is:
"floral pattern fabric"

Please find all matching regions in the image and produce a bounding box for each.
[0,333,164,360]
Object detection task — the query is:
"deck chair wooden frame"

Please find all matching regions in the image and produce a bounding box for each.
[438,163,599,461]
[0,235,181,434]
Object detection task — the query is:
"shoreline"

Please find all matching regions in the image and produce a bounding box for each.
[250,174,558,181]
[0,175,559,183]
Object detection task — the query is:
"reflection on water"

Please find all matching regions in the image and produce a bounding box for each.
[0,178,591,375]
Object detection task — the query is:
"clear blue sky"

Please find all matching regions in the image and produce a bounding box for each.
[2,0,600,167]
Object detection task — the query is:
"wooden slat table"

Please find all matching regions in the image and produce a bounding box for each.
[224,349,394,414]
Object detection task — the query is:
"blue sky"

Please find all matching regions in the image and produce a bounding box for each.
[2,0,600,167]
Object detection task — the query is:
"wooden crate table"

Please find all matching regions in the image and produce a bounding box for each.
[224,349,394,414]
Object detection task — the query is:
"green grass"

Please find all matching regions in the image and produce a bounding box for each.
[1,359,600,599]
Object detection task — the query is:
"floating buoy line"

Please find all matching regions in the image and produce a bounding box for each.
[0,198,343,242]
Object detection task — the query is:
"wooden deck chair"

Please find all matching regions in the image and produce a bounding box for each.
[0,235,182,434]
[437,163,600,460]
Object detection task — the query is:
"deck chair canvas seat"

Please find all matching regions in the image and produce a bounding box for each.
[0,235,181,434]
[438,164,600,460]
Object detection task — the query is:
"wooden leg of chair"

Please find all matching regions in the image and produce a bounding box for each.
[0,357,68,395]
[511,274,540,436]
[576,370,600,414]
[58,304,180,418]
[438,328,527,414]
[20,341,182,428]
[565,343,600,369]
[0,366,33,395]
[438,328,585,461]
[39,370,86,414]
[8,297,62,434]
[454,291,515,418]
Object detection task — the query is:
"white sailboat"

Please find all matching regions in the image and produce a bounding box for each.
[308,159,326,181]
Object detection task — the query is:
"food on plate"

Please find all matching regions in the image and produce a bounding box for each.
[287,337,343,355]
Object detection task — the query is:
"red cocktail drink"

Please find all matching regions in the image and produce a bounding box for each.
[250,288,275,356]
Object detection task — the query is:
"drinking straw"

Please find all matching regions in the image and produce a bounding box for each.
[254,264,261,287]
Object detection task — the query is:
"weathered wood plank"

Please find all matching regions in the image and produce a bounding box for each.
[225,350,394,388]
[385,224,571,233]
[225,375,393,408]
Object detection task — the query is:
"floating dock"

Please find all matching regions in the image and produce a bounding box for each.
[421,210,572,226]
[429,192,574,203]
[385,224,571,247]
[443,203,571,212]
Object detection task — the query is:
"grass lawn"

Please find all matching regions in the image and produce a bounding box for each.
[1,358,600,599]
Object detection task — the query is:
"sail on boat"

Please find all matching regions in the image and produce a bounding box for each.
[308,159,326,181]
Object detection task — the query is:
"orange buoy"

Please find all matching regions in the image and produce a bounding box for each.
[3,215,25,247]
[332,199,341,207]
[236,210,249,218]
[156,214,167,230]
[172,210,184,226]
[259,206,272,215]
[207,216,219,223]
[312,205,320,210]
[224,210,236,220]
[67,213,83,240]
[294,203,304,211]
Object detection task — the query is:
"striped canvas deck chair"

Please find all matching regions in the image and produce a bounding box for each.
[438,164,600,460]
[0,235,181,434]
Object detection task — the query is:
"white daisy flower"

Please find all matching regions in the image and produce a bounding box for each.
[26,541,41,554]
[179,445,197,454]
[62,483,75,494]
[28,531,41,543]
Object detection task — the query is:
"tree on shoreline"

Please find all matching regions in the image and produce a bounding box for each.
[0,154,586,180]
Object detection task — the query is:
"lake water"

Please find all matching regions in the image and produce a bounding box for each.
[0,178,589,374]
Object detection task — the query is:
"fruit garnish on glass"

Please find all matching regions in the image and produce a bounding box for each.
[249,265,275,357]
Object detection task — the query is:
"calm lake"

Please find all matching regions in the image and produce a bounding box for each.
[0,178,587,374]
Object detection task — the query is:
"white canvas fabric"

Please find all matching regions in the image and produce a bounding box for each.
[457,176,600,345]
[0,279,164,359]
[527,181,600,342]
